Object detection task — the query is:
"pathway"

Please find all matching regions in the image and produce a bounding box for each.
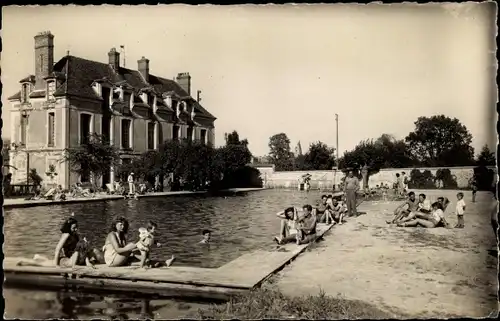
[274,190,498,318]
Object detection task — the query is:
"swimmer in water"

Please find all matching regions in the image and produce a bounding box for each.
[199,229,211,244]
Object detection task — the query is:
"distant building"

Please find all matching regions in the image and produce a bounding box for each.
[7,31,217,189]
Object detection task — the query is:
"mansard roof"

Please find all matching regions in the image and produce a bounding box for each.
[49,55,215,119]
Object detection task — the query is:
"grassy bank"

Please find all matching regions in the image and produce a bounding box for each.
[190,287,394,319]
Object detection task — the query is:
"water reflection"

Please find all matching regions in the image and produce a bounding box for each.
[4,287,210,319]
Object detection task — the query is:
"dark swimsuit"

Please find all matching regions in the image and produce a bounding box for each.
[61,233,86,265]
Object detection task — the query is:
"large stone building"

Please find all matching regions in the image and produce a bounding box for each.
[8,31,216,189]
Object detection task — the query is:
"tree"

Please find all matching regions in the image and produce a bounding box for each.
[476,145,496,166]
[62,133,120,189]
[302,141,336,170]
[225,130,249,148]
[268,133,294,171]
[405,115,475,167]
[374,134,415,168]
[338,139,384,178]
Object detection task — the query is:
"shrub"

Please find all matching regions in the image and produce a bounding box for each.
[435,168,458,189]
[408,169,436,189]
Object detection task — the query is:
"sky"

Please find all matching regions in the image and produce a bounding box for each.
[1,4,497,157]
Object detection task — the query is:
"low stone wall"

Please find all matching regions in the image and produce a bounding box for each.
[260,166,497,190]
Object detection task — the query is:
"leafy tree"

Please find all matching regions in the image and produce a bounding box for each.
[217,131,258,188]
[268,133,294,171]
[374,134,415,168]
[225,130,249,148]
[405,115,475,166]
[115,150,162,185]
[339,140,380,178]
[476,144,496,166]
[62,133,120,189]
[302,141,336,170]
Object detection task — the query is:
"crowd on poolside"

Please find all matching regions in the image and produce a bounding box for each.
[20,172,160,202]
[274,170,498,247]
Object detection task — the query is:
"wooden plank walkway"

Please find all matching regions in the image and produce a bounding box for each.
[4,223,334,300]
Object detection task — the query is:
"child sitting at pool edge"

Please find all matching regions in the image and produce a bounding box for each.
[136,221,174,268]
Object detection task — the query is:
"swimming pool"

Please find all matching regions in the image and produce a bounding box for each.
[3,189,338,268]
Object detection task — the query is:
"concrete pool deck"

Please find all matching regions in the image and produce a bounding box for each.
[2,187,267,209]
[3,222,335,300]
[274,190,498,318]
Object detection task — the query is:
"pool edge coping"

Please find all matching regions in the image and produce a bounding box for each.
[2,187,268,209]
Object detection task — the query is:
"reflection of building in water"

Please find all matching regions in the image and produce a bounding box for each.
[7,31,217,189]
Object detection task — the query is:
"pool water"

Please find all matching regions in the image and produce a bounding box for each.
[3,189,340,268]
[3,189,385,319]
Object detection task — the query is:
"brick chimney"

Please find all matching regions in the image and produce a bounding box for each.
[108,48,120,71]
[176,72,191,95]
[138,56,150,83]
[34,31,54,90]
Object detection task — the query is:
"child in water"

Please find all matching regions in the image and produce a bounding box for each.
[136,221,174,268]
[199,229,211,244]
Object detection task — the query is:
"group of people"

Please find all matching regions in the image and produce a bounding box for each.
[274,193,354,246]
[17,215,213,270]
[386,191,468,229]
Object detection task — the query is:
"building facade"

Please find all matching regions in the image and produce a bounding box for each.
[8,31,217,189]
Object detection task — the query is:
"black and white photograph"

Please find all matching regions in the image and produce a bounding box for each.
[1,3,498,319]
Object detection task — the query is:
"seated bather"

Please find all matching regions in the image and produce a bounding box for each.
[274,207,299,245]
[397,201,447,228]
[386,191,419,224]
[416,193,431,214]
[314,195,333,225]
[102,217,139,267]
[296,204,317,245]
[330,197,347,225]
[437,197,450,212]
[16,214,99,268]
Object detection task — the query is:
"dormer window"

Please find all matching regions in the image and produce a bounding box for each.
[92,82,102,97]
[47,80,56,100]
[21,83,30,103]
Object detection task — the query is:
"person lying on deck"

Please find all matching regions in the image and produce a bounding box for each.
[296,204,317,245]
[274,207,299,245]
[16,214,97,268]
[386,191,419,224]
[397,201,447,228]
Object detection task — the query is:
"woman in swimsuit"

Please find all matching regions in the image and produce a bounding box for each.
[17,215,92,268]
[103,217,138,267]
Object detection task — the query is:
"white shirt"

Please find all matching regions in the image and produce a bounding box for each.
[127,175,134,183]
[456,199,466,215]
[432,209,445,223]
[418,200,431,211]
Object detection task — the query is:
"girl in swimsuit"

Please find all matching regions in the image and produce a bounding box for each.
[17,214,94,268]
[103,217,137,267]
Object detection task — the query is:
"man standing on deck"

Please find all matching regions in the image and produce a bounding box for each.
[344,170,360,217]
[127,172,135,196]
